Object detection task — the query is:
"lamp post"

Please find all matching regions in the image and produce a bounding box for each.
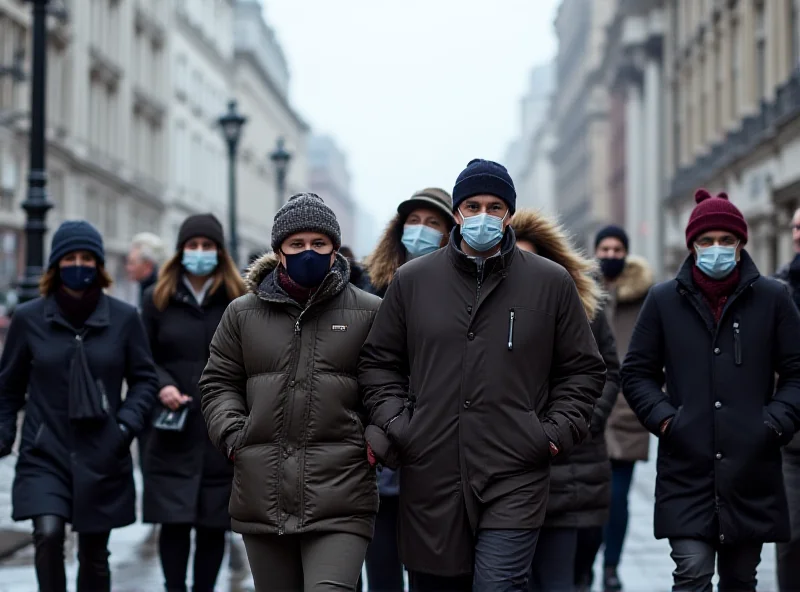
[218,100,246,263]
[270,137,291,205]
[18,0,52,304]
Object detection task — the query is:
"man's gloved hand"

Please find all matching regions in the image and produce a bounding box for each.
[365,425,401,470]
[117,422,134,454]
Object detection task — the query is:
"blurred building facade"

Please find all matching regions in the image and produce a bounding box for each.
[504,62,557,216]
[308,134,356,249]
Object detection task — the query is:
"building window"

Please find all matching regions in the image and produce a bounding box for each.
[731,18,740,119]
[792,0,800,70]
[672,82,681,169]
[755,2,767,101]
[714,39,723,133]
[699,56,708,144]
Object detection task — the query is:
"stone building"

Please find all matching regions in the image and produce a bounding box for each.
[663,0,800,274]
[307,134,356,250]
[552,0,615,251]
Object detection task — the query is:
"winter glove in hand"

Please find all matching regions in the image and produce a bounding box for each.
[365,425,401,470]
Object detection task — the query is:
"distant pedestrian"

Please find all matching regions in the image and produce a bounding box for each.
[0,220,158,591]
[512,209,620,592]
[340,245,373,293]
[359,159,605,592]
[126,232,166,306]
[772,206,800,592]
[360,187,455,592]
[200,193,380,591]
[622,189,800,592]
[592,223,654,592]
[141,213,246,592]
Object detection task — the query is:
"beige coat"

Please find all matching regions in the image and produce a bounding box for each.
[605,255,654,462]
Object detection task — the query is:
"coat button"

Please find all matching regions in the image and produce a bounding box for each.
[467,305,473,314]
[715,401,722,409]
[467,332,475,340]
[463,400,471,409]
[719,534,725,543]
[716,452,723,460]
[289,380,295,387]
[714,347,721,355]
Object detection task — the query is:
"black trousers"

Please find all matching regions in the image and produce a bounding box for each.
[778,451,800,591]
[669,538,762,592]
[364,495,404,591]
[33,514,111,592]
[159,523,227,592]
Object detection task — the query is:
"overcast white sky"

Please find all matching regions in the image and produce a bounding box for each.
[264,0,560,230]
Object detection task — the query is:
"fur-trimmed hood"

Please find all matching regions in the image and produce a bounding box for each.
[510,209,603,320]
[243,251,351,303]
[615,254,653,304]
[244,252,280,293]
[363,214,407,293]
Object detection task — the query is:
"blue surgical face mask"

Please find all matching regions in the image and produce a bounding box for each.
[402,224,444,258]
[283,250,333,288]
[182,250,218,277]
[459,210,506,253]
[695,244,739,279]
[60,265,97,291]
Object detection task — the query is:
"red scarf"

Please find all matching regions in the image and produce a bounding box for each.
[276,266,314,306]
[691,264,741,323]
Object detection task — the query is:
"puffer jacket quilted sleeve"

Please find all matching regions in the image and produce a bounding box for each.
[200,253,380,539]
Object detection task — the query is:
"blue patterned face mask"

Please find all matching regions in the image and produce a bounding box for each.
[695,244,738,279]
[459,211,506,252]
[182,250,218,277]
[402,224,443,258]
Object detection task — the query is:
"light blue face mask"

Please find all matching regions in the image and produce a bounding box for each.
[694,243,738,279]
[459,211,506,253]
[402,224,444,258]
[182,249,218,277]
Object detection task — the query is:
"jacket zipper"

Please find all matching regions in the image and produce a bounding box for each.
[507,309,515,351]
[473,259,484,313]
[733,319,742,366]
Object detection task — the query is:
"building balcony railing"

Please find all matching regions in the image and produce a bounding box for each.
[666,69,800,205]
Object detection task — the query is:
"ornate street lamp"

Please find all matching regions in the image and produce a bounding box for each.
[217,100,247,263]
[18,0,53,303]
[270,137,292,206]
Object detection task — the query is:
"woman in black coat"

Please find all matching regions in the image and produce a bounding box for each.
[141,214,246,592]
[0,220,158,592]
[511,209,620,592]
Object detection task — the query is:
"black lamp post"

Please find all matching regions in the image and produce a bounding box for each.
[270,137,291,205]
[218,100,246,263]
[18,0,53,304]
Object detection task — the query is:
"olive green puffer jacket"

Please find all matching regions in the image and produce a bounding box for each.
[200,253,380,538]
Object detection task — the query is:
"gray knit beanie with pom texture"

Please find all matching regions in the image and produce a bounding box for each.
[271,192,342,251]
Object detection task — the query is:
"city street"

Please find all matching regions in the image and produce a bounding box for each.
[0,436,781,591]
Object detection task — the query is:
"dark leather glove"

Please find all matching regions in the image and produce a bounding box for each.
[365,425,401,470]
[117,422,134,454]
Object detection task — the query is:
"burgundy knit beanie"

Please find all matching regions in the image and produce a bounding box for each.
[685,189,748,248]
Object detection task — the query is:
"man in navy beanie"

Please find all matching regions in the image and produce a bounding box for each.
[359,160,605,591]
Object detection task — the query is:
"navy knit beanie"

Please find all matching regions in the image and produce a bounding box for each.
[48,220,105,268]
[452,159,517,214]
[594,225,630,252]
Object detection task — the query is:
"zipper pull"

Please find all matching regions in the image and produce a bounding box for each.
[294,320,301,334]
[508,309,515,351]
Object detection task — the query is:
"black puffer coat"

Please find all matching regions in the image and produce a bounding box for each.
[141,281,235,529]
[200,254,380,538]
[0,294,158,532]
[622,252,800,544]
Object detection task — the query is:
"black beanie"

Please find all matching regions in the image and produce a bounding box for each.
[48,220,105,269]
[594,225,629,252]
[177,213,225,250]
[452,159,517,214]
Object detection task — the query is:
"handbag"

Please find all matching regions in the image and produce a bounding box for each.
[68,333,109,422]
[153,405,189,432]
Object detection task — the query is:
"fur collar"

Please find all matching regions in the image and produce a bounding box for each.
[363,213,407,293]
[615,255,654,304]
[510,209,603,320]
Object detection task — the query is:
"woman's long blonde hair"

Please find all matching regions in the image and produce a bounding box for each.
[152,247,246,311]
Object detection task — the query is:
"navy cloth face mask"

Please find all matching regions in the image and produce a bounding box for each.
[284,250,333,287]
[599,257,626,280]
[60,265,97,290]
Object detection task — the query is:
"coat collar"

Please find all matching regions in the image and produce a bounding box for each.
[44,291,110,330]
[446,226,517,276]
[676,249,761,294]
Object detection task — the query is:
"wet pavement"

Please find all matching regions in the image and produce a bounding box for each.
[0,436,783,591]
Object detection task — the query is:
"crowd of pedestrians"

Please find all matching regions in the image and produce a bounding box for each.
[0,158,798,592]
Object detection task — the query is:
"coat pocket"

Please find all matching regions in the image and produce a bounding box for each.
[528,412,552,466]
[32,422,70,472]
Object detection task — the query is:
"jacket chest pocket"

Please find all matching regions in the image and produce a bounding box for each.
[505,307,555,353]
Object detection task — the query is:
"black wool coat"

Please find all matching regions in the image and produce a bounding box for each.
[141,281,234,529]
[622,252,800,544]
[0,294,158,532]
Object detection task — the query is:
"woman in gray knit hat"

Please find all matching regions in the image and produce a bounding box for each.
[200,193,381,591]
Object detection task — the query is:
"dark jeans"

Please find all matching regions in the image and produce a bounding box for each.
[242,531,369,591]
[604,459,635,567]
[409,529,539,592]
[778,452,800,591]
[574,526,603,584]
[529,527,577,591]
[365,495,404,591]
[159,524,227,592]
[33,514,111,592]
[669,538,762,592]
